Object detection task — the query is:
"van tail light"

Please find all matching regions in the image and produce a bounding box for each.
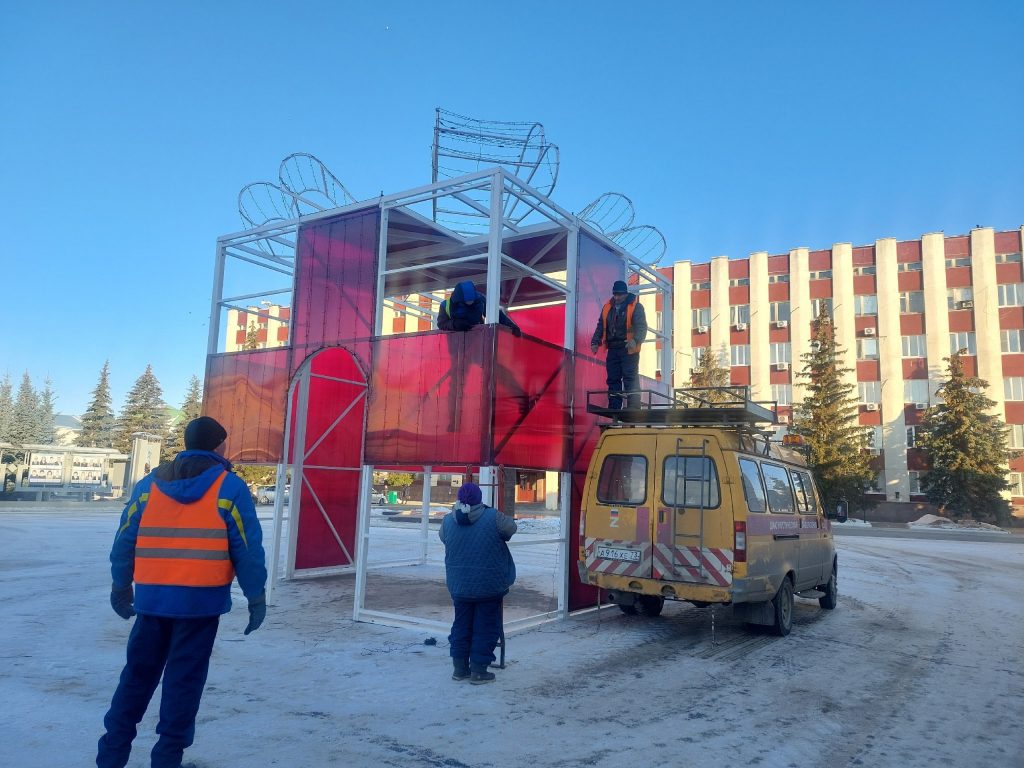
[734,521,747,562]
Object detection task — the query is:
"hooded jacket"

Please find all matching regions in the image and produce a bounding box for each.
[439,502,517,601]
[437,280,521,334]
[109,450,267,618]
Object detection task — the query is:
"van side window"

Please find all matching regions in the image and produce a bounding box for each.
[738,458,767,513]
[761,462,796,514]
[791,470,817,514]
[662,456,719,509]
[596,454,647,505]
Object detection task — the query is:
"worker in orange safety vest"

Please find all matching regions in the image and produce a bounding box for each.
[591,279,648,409]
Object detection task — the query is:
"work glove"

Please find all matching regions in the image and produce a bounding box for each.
[110,583,135,620]
[590,343,599,355]
[512,325,523,338]
[626,339,637,353]
[244,593,266,635]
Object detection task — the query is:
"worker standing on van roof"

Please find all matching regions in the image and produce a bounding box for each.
[438,482,517,685]
[590,279,648,409]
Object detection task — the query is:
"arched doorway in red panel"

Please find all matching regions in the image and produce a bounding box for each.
[284,346,368,576]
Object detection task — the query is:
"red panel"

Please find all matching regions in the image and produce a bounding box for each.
[691,292,710,309]
[995,230,1022,254]
[859,410,881,426]
[767,284,789,301]
[897,272,923,291]
[509,304,565,347]
[729,260,749,278]
[900,315,925,335]
[365,328,490,466]
[729,286,749,305]
[946,236,969,258]
[996,263,1023,283]
[294,468,362,570]
[855,316,877,334]
[809,280,832,299]
[768,328,790,343]
[731,367,750,385]
[809,250,831,270]
[768,254,789,272]
[769,370,791,385]
[948,312,974,332]
[853,276,876,294]
[1005,403,1024,423]
[903,359,928,379]
[1001,308,1024,329]
[203,349,290,463]
[569,469,602,611]
[575,233,623,356]
[692,328,711,344]
[731,329,750,344]
[1002,356,1024,376]
[907,450,928,470]
[691,263,710,280]
[945,267,972,288]
[904,407,923,425]
[897,240,922,261]
[960,356,978,377]
[856,361,880,381]
[852,246,875,266]
[491,331,570,469]
[572,356,607,474]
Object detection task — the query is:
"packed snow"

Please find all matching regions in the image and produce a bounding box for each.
[2,504,1022,767]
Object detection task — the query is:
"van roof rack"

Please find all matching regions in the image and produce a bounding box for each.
[585,386,778,427]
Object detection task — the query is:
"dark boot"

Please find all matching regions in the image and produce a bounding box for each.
[470,663,496,685]
[451,658,470,681]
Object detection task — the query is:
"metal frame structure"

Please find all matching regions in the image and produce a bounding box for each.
[209,166,674,633]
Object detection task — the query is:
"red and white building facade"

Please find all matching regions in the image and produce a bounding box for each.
[665,226,1024,510]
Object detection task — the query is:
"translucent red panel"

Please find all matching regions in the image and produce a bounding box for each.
[575,232,624,355]
[293,467,362,571]
[508,304,565,347]
[203,349,290,463]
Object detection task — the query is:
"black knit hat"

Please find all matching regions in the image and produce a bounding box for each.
[612,280,629,294]
[184,416,228,452]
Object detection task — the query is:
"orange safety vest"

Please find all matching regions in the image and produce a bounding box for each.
[600,300,642,355]
[134,472,235,588]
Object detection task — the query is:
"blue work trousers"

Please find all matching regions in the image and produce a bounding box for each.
[606,346,640,409]
[97,614,219,768]
[448,597,503,666]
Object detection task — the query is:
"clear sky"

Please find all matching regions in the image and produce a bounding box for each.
[2,1,1022,417]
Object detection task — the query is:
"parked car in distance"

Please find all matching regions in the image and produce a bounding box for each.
[256,484,290,505]
[371,488,387,505]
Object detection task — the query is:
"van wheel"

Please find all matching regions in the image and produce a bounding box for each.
[617,603,638,615]
[772,578,794,637]
[819,567,838,610]
[638,596,665,617]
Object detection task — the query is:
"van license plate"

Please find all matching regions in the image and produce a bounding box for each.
[596,546,641,562]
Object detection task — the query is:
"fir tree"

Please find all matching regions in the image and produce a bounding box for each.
[790,311,876,514]
[689,346,731,401]
[917,352,1013,526]
[78,361,116,448]
[36,378,56,444]
[0,373,13,442]
[9,371,39,445]
[164,375,203,455]
[115,365,167,454]
[244,320,261,350]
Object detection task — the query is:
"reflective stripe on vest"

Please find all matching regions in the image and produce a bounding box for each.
[600,299,641,354]
[134,471,234,588]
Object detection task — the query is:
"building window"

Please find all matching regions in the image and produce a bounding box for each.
[730,304,750,325]
[899,291,925,314]
[995,252,1023,264]
[867,426,883,450]
[902,335,927,358]
[898,261,923,272]
[692,308,711,328]
[909,471,925,494]
[810,297,833,318]
[947,286,974,310]
[768,274,790,284]
[859,381,880,403]
[691,281,710,291]
[1009,472,1024,497]
[1008,424,1024,449]
[945,257,971,268]
[809,270,833,280]
[872,471,885,493]
[692,347,707,365]
[854,295,878,316]
[770,302,791,323]
[731,345,750,366]
[949,332,976,356]
[904,379,929,404]
[1004,377,1024,401]
[770,343,791,364]
[854,265,876,276]
[906,426,917,448]
[998,283,1024,307]
[771,384,792,406]
[856,338,880,360]
[729,277,750,287]
[1001,330,1024,353]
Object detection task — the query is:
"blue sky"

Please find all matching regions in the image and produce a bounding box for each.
[2,1,1022,416]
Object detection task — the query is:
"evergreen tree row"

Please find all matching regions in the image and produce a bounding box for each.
[0,372,56,445]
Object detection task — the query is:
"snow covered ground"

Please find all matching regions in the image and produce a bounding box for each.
[2,504,1023,767]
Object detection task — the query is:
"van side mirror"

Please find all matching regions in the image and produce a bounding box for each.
[831,500,848,523]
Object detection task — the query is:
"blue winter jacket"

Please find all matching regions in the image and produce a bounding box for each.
[439,503,517,601]
[110,450,267,618]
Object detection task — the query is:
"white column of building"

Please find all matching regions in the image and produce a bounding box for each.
[710,256,731,367]
[267,304,284,347]
[922,233,951,401]
[672,261,693,388]
[971,227,1004,415]
[789,248,811,404]
[749,251,770,401]
[638,284,659,380]
[831,243,857,394]
[876,238,908,501]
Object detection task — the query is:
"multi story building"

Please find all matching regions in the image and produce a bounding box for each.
[226,304,291,352]
[668,225,1024,511]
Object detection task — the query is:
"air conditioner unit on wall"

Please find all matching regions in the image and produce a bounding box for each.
[869,448,882,456]
[864,327,876,336]
[735,322,748,331]
[915,402,929,410]
[777,414,790,424]
[776,320,789,329]
[865,403,880,411]
[958,300,975,309]
[775,361,790,371]
[696,325,709,334]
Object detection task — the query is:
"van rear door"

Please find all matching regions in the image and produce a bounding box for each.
[653,434,733,588]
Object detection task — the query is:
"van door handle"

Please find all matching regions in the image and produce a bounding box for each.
[772,534,799,541]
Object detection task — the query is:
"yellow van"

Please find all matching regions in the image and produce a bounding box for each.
[579,387,845,636]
